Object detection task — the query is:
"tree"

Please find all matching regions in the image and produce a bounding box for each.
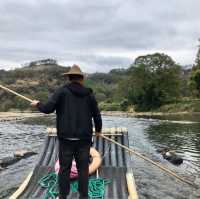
[190,69,200,95]
[125,53,181,111]
[189,39,200,96]
[195,39,200,68]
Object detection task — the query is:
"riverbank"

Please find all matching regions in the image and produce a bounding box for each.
[0,112,44,122]
[101,111,200,117]
[0,111,200,122]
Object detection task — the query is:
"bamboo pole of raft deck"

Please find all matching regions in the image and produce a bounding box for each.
[126,172,139,199]
[9,171,33,199]
[99,134,198,188]
[0,84,33,103]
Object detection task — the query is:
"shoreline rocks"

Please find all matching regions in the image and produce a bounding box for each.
[0,112,47,122]
[14,150,37,158]
[101,111,198,117]
[157,148,183,165]
[0,150,37,168]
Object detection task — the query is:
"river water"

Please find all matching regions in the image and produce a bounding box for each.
[0,115,200,199]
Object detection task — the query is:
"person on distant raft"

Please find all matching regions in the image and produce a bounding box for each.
[31,64,102,199]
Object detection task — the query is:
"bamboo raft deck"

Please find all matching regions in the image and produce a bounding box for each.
[10,127,138,199]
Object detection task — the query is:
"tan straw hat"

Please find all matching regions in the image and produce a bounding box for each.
[63,64,84,76]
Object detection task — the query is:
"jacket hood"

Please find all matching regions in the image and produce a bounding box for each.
[66,82,92,97]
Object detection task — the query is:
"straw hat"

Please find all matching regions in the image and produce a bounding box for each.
[63,64,84,77]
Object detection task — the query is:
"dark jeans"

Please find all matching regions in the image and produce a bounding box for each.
[58,139,91,199]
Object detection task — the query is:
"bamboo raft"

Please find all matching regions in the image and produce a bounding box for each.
[10,127,138,199]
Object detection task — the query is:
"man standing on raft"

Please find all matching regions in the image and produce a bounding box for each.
[31,64,102,199]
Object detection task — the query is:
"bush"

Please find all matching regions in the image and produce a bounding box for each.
[125,53,181,111]
[99,102,121,111]
[120,99,129,111]
[95,93,107,102]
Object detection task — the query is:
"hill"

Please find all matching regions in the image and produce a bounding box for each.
[0,60,70,111]
[0,59,128,111]
[0,57,195,112]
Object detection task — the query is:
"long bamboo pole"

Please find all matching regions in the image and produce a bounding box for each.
[0,84,33,103]
[99,134,198,188]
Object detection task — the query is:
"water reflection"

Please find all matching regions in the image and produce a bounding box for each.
[145,121,200,170]
[137,112,200,122]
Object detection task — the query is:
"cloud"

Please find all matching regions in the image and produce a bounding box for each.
[0,0,199,72]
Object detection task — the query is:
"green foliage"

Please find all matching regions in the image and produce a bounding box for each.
[120,99,129,111]
[14,96,29,110]
[1,99,13,111]
[158,98,200,113]
[0,56,195,112]
[190,40,200,96]
[114,79,130,102]
[0,61,68,111]
[35,90,49,103]
[99,100,129,111]
[99,102,121,111]
[195,48,200,68]
[122,53,181,111]
[95,93,107,102]
[85,72,125,103]
[190,69,200,96]
[195,39,200,68]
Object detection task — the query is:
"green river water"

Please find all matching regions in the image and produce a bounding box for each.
[0,114,200,198]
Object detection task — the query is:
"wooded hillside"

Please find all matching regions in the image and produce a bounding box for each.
[0,54,198,112]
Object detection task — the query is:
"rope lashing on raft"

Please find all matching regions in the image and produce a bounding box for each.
[38,172,111,199]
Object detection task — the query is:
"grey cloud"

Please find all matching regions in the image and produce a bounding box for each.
[0,0,200,71]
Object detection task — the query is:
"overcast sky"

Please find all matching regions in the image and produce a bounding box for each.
[0,0,199,72]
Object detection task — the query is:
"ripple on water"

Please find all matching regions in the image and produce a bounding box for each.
[1,116,200,199]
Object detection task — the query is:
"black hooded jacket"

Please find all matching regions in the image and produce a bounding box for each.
[37,82,102,140]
